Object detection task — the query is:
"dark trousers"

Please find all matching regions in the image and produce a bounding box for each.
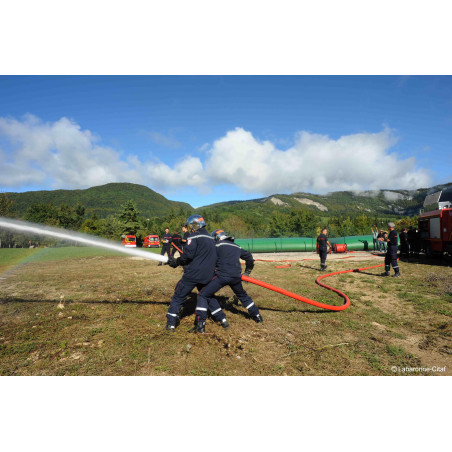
[385,248,399,273]
[197,275,259,322]
[160,244,171,259]
[167,278,207,326]
[319,249,327,267]
[171,244,181,257]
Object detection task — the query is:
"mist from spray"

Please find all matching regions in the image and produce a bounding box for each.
[0,217,168,263]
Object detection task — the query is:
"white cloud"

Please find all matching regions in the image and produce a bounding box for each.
[204,127,431,194]
[0,116,432,196]
[0,115,142,189]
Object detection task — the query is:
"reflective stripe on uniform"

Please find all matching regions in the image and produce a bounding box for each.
[216,242,240,249]
[245,302,254,310]
[195,307,208,311]
[167,313,178,317]
[211,308,222,315]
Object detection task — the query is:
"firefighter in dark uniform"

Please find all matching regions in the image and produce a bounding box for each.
[181,225,189,252]
[382,222,401,277]
[316,228,332,271]
[194,229,263,333]
[400,227,409,258]
[171,230,182,257]
[158,227,172,266]
[407,226,416,257]
[164,215,226,332]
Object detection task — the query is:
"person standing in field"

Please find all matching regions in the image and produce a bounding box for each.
[381,222,401,277]
[316,227,332,271]
[158,227,172,266]
[171,230,182,257]
[371,226,379,251]
[181,225,189,252]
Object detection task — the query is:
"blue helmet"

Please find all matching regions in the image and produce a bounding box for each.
[185,214,206,231]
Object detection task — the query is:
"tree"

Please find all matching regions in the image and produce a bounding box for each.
[0,193,14,217]
[118,200,141,235]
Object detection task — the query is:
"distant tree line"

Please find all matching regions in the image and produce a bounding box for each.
[0,193,418,248]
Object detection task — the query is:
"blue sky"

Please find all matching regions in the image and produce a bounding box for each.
[1,75,451,207]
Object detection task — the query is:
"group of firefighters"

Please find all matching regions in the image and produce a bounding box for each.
[319,223,401,278]
[159,215,263,333]
[157,216,405,333]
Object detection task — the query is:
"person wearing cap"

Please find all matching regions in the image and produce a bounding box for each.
[381,222,401,277]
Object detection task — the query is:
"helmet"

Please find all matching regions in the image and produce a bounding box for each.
[211,229,227,241]
[185,214,206,231]
[211,229,234,241]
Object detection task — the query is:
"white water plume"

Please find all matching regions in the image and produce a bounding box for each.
[0,217,168,263]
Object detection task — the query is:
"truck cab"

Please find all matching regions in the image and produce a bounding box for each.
[143,235,160,248]
[121,235,137,247]
[419,187,452,255]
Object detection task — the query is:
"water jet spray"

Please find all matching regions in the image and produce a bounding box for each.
[0,217,168,263]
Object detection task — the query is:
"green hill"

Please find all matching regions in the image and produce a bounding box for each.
[6,183,193,219]
[197,183,452,218]
[4,181,452,224]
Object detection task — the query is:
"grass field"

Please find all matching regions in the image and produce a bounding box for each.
[0,247,451,375]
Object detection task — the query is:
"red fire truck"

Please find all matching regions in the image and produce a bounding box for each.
[418,188,452,256]
[121,235,137,247]
[143,235,160,248]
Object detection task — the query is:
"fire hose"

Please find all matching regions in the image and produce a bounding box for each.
[169,236,387,312]
[241,260,389,312]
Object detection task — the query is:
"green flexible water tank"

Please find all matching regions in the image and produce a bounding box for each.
[234,235,375,253]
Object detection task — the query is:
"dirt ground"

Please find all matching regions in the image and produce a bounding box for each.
[0,249,451,375]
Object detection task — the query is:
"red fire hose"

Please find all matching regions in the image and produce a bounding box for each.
[241,260,388,311]
[172,239,387,312]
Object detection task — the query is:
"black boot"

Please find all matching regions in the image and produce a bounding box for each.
[189,320,206,333]
[252,314,263,323]
[165,323,176,332]
[392,271,401,278]
[381,271,390,276]
[221,318,230,329]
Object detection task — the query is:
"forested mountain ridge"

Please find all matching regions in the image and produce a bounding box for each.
[5,183,192,219]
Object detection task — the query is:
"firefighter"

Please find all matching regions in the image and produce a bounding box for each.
[158,227,173,266]
[193,229,263,333]
[181,225,189,252]
[407,226,416,257]
[381,222,401,277]
[316,227,332,271]
[171,230,182,257]
[164,215,226,332]
[400,227,409,258]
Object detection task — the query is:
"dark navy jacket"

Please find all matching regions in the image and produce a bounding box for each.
[214,238,254,279]
[162,233,172,247]
[317,233,328,251]
[387,230,398,249]
[178,227,216,284]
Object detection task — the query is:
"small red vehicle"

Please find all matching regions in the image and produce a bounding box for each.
[121,235,137,247]
[143,234,160,248]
